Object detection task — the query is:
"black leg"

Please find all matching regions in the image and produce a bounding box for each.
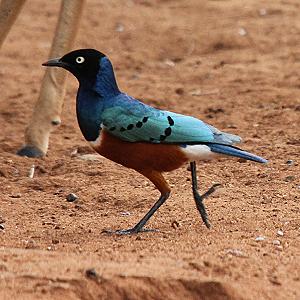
[190,161,221,228]
[103,192,170,235]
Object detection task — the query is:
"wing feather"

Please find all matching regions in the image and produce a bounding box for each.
[101,95,241,145]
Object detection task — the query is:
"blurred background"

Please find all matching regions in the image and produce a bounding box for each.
[0,1,299,299]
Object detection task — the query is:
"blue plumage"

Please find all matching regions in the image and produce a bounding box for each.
[94,57,120,97]
[76,88,104,141]
[77,53,266,165]
[77,54,248,150]
[207,144,268,163]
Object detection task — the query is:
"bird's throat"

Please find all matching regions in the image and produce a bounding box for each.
[76,88,104,142]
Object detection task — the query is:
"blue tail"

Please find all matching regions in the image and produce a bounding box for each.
[208,143,268,163]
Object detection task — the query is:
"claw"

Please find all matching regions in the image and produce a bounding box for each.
[195,199,211,229]
[201,183,222,200]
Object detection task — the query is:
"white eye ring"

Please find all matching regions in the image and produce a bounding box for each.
[76,56,85,64]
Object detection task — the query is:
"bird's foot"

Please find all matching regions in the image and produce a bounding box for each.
[194,184,222,229]
[17,145,45,158]
[102,227,159,235]
[194,198,211,229]
[201,183,222,200]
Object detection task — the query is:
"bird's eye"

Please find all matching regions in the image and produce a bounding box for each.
[75,56,85,64]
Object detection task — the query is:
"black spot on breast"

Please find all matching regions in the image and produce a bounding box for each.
[109,126,116,131]
[120,127,126,132]
[102,122,108,127]
[167,116,174,126]
[142,117,149,123]
[160,135,167,141]
[164,127,172,136]
[127,124,134,130]
[136,121,143,128]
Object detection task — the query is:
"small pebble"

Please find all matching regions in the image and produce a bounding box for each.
[238,27,247,36]
[66,193,78,202]
[255,236,266,242]
[190,89,202,96]
[171,220,181,229]
[226,249,246,257]
[258,8,267,16]
[273,240,281,246]
[238,158,247,163]
[277,230,284,236]
[24,239,36,249]
[28,165,35,178]
[286,160,294,166]
[227,124,237,129]
[52,239,59,244]
[10,193,22,198]
[70,148,78,156]
[86,268,98,279]
[51,119,61,126]
[120,211,131,216]
[164,59,175,67]
[275,245,283,251]
[269,276,281,285]
[175,87,184,95]
[284,175,295,182]
[0,224,5,230]
[115,23,124,32]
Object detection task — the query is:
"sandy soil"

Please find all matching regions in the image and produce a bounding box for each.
[0,0,299,299]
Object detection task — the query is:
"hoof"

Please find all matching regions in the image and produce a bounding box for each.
[17,145,45,158]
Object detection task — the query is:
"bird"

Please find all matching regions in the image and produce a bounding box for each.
[43,49,268,234]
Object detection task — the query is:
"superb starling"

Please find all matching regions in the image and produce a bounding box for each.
[43,49,267,234]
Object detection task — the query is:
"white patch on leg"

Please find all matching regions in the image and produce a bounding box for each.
[181,145,215,161]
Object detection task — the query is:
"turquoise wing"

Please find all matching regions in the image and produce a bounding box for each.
[102,99,241,145]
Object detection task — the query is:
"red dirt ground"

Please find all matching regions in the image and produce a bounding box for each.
[0,0,299,299]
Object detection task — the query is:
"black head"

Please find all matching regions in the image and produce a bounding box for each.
[42,49,106,82]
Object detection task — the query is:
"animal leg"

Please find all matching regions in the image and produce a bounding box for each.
[190,161,221,228]
[104,170,171,235]
[17,0,85,157]
[0,0,26,47]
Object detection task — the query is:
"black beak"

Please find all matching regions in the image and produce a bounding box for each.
[42,57,76,76]
[42,58,62,67]
[42,57,74,70]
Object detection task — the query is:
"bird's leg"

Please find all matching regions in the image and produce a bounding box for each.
[103,171,171,235]
[104,192,170,235]
[190,161,221,228]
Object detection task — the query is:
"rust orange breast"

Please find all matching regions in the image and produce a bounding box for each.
[91,130,188,173]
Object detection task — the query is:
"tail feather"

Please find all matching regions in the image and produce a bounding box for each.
[208,143,268,163]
